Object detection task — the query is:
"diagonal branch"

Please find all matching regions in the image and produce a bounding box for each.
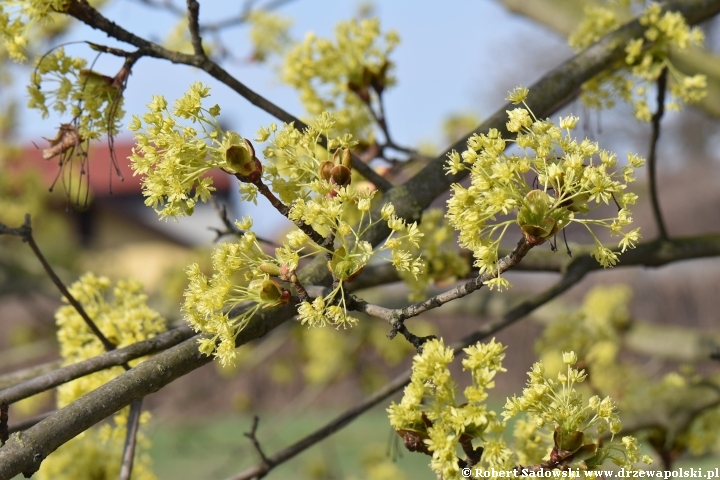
[382,0,720,234]
[0,215,143,478]
[226,369,413,480]
[0,304,298,478]
[0,215,116,353]
[0,326,194,405]
[352,236,536,332]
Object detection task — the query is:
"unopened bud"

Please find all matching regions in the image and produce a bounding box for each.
[259,263,281,277]
[330,164,351,186]
[239,157,263,183]
[319,160,334,181]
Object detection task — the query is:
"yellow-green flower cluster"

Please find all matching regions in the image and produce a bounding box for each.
[167,108,422,364]
[247,10,292,61]
[0,0,67,61]
[40,273,164,480]
[570,2,705,120]
[37,427,157,480]
[129,82,253,219]
[55,272,167,406]
[445,87,642,289]
[257,113,423,326]
[27,47,124,140]
[282,17,398,139]
[388,338,512,479]
[503,353,651,470]
[394,208,470,302]
[534,285,720,463]
[183,220,292,366]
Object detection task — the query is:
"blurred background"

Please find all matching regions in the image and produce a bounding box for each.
[2,0,720,478]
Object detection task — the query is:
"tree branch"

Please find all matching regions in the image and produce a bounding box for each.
[0,304,297,478]
[648,67,669,239]
[0,215,116,353]
[0,361,61,391]
[380,0,720,237]
[119,399,143,480]
[7,412,53,436]
[185,0,205,57]
[352,236,536,334]
[243,416,270,469]
[0,326,194,405]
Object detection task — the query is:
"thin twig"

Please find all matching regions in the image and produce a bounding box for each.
[351,236,537,341]
[243,416,271,468]
[185,0,205,57]
[201,0,297,32]
[0,215,117,353]
[119,399,143,480]
[648,67,669,239]
[0,361,62,391]
[208,196,275,245]
[226,370,411,480]
[251,177,326,246]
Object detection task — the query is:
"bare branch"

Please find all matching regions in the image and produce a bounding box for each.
[243,416,270,469]
[352,236,537,333]
[7,412,53,436]
[119,399,143,480]
[0,361,61,391]
[200,0,297,32]
[208,196,275,245]
[185,0,205,56]
[648,67,669,239]
[0,215,116,353]
[226,368,412,480]
[0,326,194,405]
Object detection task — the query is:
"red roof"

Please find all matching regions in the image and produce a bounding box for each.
[18,140,232,197]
